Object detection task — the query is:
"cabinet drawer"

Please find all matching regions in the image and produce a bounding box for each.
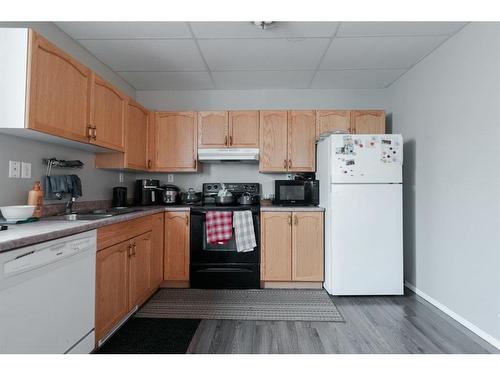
[97,215,152,251]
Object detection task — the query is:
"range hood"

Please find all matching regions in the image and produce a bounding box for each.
[198,148,259,163]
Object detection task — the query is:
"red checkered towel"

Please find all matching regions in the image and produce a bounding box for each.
[206,211,233,244]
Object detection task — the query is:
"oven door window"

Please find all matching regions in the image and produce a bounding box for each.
[203,224,237,252]
[280,185,305,201]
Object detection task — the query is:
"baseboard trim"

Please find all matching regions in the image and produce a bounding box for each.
[261,281,323,289]
[160,280,190,288]
[404,281,500,350]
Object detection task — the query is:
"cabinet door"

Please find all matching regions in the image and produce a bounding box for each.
[351,110,385,134]
[150,213,164,291]
[90,74,126,151]
[27,31,91,143]
[316,110,351,138]
[260,212,292,281]
[259,111,288,172]
[229,110,259,148]
[95,240,129,343]
[198,111,228,148]
[292,212,324,282]
[164,212,190,281]
[126,100,149,170]
[154,112,198,171]
[129,232,152,308]
[288,110,316,172]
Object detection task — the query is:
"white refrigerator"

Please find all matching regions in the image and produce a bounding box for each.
[317,134,403,295]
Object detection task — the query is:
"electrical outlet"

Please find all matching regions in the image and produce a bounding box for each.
[9,161,21,178]
[119,172,124,183]
[21,162,31,179]
[167,174,174,183]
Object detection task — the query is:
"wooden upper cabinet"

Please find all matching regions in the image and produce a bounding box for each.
[126,100,149,170]
[89,74,126,151]
[164,211,190,282]
[153,112,198,172]
[95,240,129,343]
[316,110,351,138]
[228,111,259,148]
[261,212,292,281]
[27,30,91,143]
[198,111,228,148]
[291,212,324,282]
[351,110,385,134]
[288,110,316,172]
[128,231,152,308]
[259,111,288,172]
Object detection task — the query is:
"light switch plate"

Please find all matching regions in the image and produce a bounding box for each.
[167,174,174,183]
[9,161,21,178]
[21,162,31,179]
[119,172,124,183]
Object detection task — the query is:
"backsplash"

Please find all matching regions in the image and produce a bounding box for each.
[0,134,127,206]
[133,163,286,196]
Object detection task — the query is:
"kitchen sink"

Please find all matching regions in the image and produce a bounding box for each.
[44,207,145,221]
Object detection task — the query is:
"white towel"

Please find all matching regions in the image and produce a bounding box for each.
[232,211,256,252]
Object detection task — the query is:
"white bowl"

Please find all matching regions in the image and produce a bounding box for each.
[0,205,35,221]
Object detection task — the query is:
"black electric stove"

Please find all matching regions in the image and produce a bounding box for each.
[190,183,261,289]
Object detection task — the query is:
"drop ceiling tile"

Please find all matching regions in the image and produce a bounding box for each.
[212,70,314,89]
[79,39,206,71]
[311,69,406,89]
[198,38,330,71]
[320,35,448,70]
[337,22,467,37]
[190,21,338,38]
[118,71,214,90]
[56,22,192,39]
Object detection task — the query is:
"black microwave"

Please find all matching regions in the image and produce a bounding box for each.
[274,180,319,206]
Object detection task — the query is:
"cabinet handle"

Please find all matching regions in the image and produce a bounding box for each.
[127,243,133,257]
[92,126,97,140]
[229,136,233,146]
[193,159,197,169]
[287,216,291,225]
[185,216,189,226]
[87,125,93,140]
[132,242,137,256]
[284,159,287,169]
[294,216,298,225]
[148,159,152,169]
[288,159,292,169]
[224,135,228,146]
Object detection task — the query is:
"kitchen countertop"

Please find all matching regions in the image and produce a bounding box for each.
[259,205,325,212]
[0,205,191,254]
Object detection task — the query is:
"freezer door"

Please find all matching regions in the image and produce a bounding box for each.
[329,134,402,184]
[325,183,403,295]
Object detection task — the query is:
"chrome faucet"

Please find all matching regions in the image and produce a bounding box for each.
[65,196,77,214]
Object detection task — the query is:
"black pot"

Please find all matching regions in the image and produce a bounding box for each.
[181,188,202,204]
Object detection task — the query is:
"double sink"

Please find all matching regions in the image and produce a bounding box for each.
[45,207,146,221]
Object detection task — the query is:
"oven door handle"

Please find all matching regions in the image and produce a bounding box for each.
[197,267,253,273]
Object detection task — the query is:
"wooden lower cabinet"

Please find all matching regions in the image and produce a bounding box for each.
[128,232,152,308]
[95,240,129,343]
[261,211,324,283]
[95,215,163,345]
[150,213,164,290]
[292,212,324,281]
[164,211,190,282]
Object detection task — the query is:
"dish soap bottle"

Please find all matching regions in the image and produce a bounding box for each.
[28,181,44,218]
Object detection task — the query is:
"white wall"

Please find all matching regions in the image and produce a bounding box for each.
[388,22,500,345]
[137,88,387,111]
[0,22,135,97]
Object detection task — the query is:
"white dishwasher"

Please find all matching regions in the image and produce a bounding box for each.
[0,230,96,354]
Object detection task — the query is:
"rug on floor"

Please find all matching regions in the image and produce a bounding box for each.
[135,289,344,322]
[94,318,201,354]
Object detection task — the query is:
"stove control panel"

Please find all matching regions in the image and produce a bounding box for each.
[202,183,260,195]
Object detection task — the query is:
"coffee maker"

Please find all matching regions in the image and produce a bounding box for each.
[134,179,161,206]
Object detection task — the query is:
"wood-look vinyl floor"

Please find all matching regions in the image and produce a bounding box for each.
[186,290,499,354]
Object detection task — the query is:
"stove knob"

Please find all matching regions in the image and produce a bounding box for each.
[213,185,218,190]
[207,185,212,191]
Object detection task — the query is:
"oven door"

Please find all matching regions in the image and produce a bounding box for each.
[190,209,260,264]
